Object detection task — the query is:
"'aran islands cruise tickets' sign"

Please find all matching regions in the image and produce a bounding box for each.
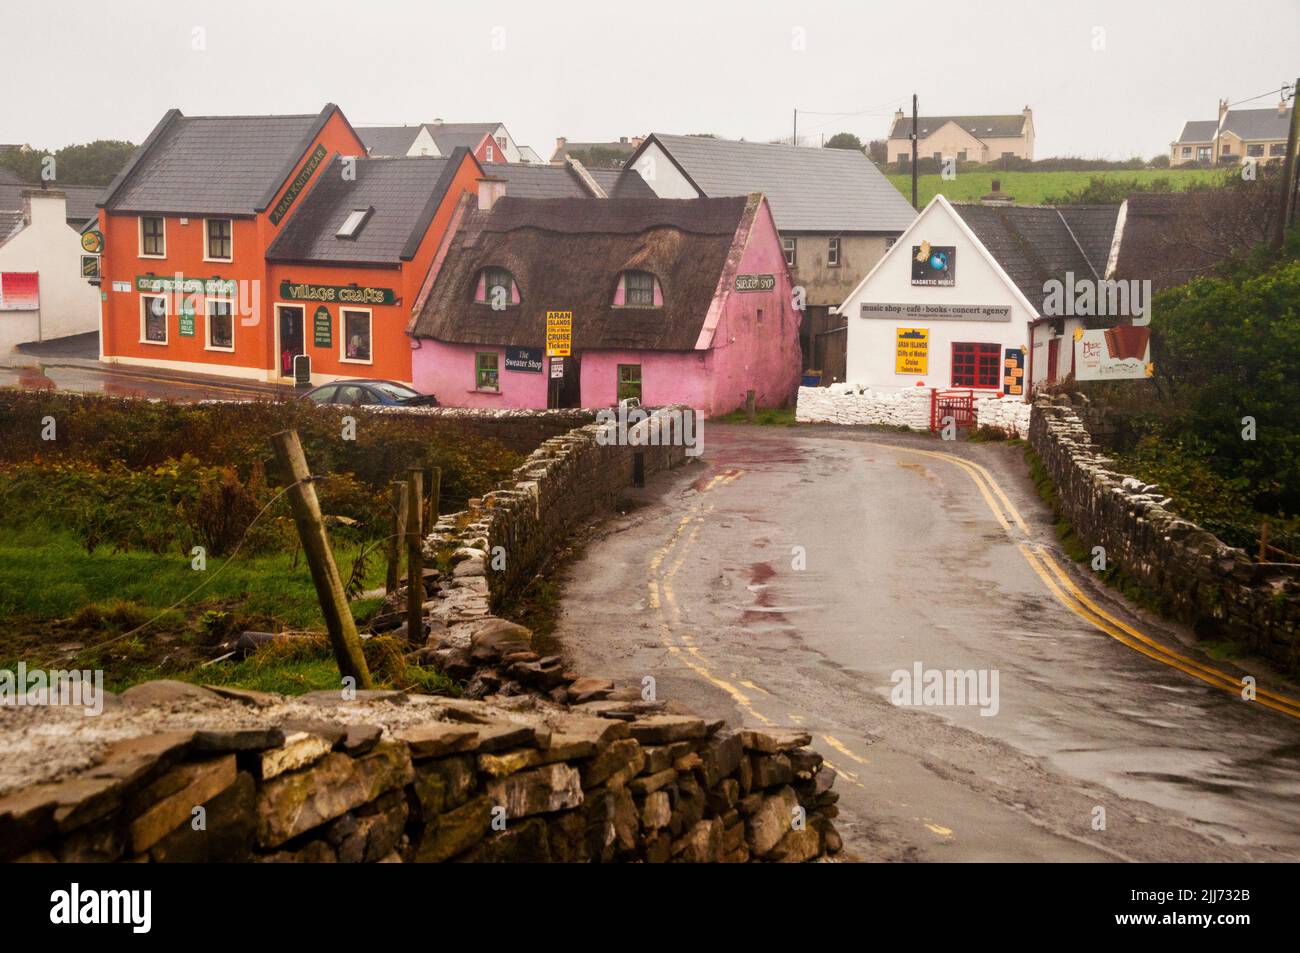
[279,281,397,306]
[860,303,1012,322]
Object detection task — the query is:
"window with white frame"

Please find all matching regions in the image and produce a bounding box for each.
[782,237,796,267]
[827,237,840,267]
[205,218,232,261]
[342,309,372,362]
[139,216,165,257]
[485,145,495,162]
[141,294,168,344]
[206,298,234,351]
[621,270,657,307]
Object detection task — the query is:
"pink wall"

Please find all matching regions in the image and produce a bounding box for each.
[410,197,802,416]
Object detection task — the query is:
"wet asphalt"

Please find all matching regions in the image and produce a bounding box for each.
[554,423,1300,862]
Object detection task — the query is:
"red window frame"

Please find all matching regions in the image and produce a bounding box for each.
[952,342,1001,388]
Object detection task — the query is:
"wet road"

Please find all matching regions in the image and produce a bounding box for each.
[0,358,285,402]
[555,424,1300,861]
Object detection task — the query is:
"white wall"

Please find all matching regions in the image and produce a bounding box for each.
[0,191,100,355]
[841,196,1036,396]
[407,127,440,157]
[630,142,701,199]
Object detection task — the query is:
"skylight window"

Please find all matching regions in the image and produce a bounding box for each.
[337,207,373,239]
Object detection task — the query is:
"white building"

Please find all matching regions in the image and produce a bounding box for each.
[837,194,1121,398]
[0,189,101,355]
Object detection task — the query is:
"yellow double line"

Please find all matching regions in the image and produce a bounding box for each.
[869,442,1300,720]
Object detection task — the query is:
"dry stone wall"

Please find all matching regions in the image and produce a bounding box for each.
[1030,396,1300,672]
[795,385,1031,435]
[0,681,841,863]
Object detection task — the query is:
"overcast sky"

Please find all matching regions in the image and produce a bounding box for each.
[3,0,1296,160]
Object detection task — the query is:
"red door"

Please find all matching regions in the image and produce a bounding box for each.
[1046,339,1059,382]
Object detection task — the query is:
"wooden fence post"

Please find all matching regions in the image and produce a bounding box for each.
[385,480,408,595]
[405,469,424,646]
[270,430,372,689]
[428,466,442,527]
[1260,518,1270,563]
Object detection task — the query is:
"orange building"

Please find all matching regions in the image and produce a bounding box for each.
[96,105,480,386]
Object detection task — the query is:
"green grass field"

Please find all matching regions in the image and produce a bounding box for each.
[885,167,1229,206]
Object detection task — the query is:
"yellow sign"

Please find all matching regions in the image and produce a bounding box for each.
[546,310,572,357]
[81,230,103,254]
[895,327,928,374]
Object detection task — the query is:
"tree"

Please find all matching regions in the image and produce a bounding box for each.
[0,139,136,186]
[868,139,887,165]
[567,146,628,170]
[824,132,863,151]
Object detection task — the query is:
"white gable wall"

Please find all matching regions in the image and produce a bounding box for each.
[407,127,440,157]
[0,192,100,355]
[840,196,1037,397]
[630,142,702,199]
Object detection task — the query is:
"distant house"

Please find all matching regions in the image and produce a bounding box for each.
[886,108,1035,165]
[490,159,655,199]
[0,143,32,156]
[839,195,1120,398]
[409,188,801,415]
[550,137,643,167]
[1170,99,1293,166]
[360,122,528,165]
[0,188,102,354]
[620,132,916,383]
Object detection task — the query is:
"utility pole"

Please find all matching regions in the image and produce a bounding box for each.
[793,108,798,147]
[1277,78,1299,245]
[911,93,919,210]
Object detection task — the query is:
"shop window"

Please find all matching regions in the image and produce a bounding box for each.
[476,352,500,391]
[617,364,642,402]
[620,270,658,306]
[141,294,168,344]
[205,218,232,261]
[783,237,796,267]
[341,309,372,363]
[206,299,234,351]
[139,216,165,257]
[951,342,1001,388]
[827,237,840,267]
[476,267,518,308]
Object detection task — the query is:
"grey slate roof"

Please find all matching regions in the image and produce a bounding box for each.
[103,107,338,215]
[636,133,915,233]
[890,114,1027,140]
[1222,106,1292,141]
[426,122,498,154]
[1176,120,1219,143]
[590,168,655,198]
[0,182,104,227]
[0,210,24,246]
[952,203,1120,315]
[359,126,425,157]
[265,151,469,265]
[493,164,596,199]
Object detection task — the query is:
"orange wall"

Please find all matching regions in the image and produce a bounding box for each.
[264,152,482,384]
[99,109,365,380]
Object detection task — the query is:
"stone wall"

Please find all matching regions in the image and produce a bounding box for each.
[795,385,1031,436]
[0,680,841,863]
[1029,396,1300,672]
[427,406,696,610]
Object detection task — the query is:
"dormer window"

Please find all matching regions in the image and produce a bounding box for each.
[337,207,373,239]
[476,267,519,308]
[618,270,660,307]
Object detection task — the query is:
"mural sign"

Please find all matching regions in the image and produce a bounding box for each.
[1073,326,1152,381]
[911,241,956,286]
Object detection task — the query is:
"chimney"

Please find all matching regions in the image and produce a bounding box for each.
[979,179,1014,206]
[478,175,507,211]
[21,188,67,226]
[631,136,644,148]
[619,136,628,144]
[555,136,567,152]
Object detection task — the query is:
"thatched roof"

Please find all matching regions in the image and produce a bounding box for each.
[411,194,760,351]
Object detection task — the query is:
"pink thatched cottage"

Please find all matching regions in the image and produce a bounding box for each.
[407,183,801,415]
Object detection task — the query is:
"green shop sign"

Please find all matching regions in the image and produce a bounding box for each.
[269,144,328,226]
[279,280,396,306]
[178,299,196,337]
[136,275,237,296]
[313,305,332,347]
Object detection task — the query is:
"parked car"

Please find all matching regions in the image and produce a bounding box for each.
[299,380,439,407]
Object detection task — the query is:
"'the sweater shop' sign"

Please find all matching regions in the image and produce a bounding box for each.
[278,280,396,306]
